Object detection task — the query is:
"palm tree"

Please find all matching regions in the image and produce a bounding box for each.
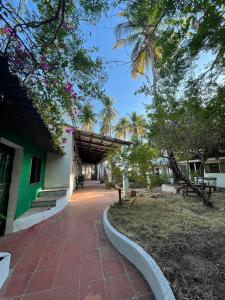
[79,104,96,132]
[128,112,145,138]
[99,96,117,137]
[114,117,129,140]
[113,13,161,97]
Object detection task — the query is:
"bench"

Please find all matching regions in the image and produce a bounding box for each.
[76,175,84,189]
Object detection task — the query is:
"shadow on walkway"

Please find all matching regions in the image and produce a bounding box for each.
[0,180,154,299]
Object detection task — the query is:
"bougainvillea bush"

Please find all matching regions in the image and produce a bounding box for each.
[0,0,108,148]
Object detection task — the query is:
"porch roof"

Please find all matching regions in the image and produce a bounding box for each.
[74,129,131,164]
[0,56,58,153]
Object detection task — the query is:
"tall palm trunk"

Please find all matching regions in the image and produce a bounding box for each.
[109,116,111,137]
[149,44,157,98]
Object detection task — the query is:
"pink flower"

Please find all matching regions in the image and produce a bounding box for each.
[62,138,67,144]
[3,27,13,34]
[66,127,74,134]
[42,78,49,85]
[73,92,78,100]
[14,58,24,67]
[40,62,49,71]
[16,41,23,50]
[63,22,75,32]
[64,82,73,94]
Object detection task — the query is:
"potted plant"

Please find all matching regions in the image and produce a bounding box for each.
[0,213,11,289]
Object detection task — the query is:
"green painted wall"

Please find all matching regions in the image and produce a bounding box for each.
[0,129,46,218]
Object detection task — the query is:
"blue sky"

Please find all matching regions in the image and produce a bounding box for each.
[81,8,152,130]
[80,6,214,132]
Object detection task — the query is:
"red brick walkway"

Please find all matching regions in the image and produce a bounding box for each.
[0,181,154,300]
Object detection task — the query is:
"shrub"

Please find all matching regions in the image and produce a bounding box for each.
[105,181,115,189]
[149,174,169,188]
[112,166,123,186]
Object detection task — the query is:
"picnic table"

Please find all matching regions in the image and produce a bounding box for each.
[181,179,216,197]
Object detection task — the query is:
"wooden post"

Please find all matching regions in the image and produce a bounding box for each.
[122,145,129,197]
[118,188,122,205]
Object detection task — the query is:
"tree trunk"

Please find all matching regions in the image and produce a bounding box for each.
[167,151,212,207]
[149,45,157,99]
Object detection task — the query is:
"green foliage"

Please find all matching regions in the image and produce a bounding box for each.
[99,96,117,136]
[112,166,123,185]
[108,140,157,188]
[0,213,6,221]
[125,0,225,99]
[0,0,109,145]
[105,181,115,188]
[113,3,160,96]
[113,113,145,141]
[79,103,96,132]
[128,112,145,139]
[128,141,157,187]
[149,174,168,188]
[147,91,225,163]
[114,117,129,140]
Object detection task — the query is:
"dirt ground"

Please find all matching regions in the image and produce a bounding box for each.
[108,190,225,300]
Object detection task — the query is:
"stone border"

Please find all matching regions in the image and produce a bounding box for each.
[103,207,176,300]
[13,193,69,232]
[0,252,11,289]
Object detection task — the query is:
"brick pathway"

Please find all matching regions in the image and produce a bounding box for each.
[0,181,154,300]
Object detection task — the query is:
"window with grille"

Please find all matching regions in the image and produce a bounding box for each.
[30,156,42,183]
[205,163,220,173]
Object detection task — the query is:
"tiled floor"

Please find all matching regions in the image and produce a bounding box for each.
[0,181,155,300]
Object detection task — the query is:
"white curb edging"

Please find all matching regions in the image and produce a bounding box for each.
[103,207,176,300]
[0,252,11,289]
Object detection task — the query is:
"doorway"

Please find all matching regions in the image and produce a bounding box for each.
[82,164,97,180]
[0,143,14,235]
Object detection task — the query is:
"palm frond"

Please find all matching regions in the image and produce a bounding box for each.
[79,104,96,132]
[113,33,141,49]
[115,22,141,40]
[132,50,146,78]
[131,38,143,61]
[100,122,110,135]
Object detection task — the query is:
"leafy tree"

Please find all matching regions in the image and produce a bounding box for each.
[108,139,157,188]
[118,0,225,206]
[99,96,117,137]
[147,92,225,206]
[79,103,96,132]
[0,0,109,145]
[114,117,129,139]
[128,140,157,187]
[124,0,225,100]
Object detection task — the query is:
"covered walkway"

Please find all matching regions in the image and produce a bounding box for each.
[0,181,154,300]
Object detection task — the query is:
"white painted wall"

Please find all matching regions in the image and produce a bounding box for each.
[204,173,225,188]
[44,127,77,195]
[97,159,108,180]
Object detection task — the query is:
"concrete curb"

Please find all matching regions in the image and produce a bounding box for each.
[0,252,11,289]
[13,194,69,232]
[103,207,176,300]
